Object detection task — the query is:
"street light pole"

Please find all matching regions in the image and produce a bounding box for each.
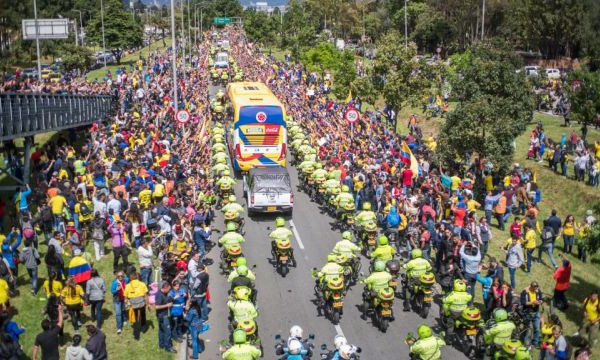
[481,0,486,40]
[180,0,186,81]
[74,10,84,46]
[187,0,191,51]
[100,0,107,68]
[404,0,408,50]
[32,0,42,82]
[170,0,178,111]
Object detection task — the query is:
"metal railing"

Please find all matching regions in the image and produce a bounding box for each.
[0,92,114,141]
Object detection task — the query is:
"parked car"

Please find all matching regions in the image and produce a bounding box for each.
[524,66,540,76]
[545,68,561,79]
[48,72,62,83]
[40,69,52,80]
[21,68,38,78]
[244,166,294,215]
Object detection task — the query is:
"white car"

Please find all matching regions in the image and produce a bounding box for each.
[244,166,293,215]
[524,66,540,77]
[545,68,561,79]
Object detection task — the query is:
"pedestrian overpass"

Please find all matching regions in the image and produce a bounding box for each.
[0,92,114,190]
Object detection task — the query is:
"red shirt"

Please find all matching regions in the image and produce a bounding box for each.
[402,169,413,186]
[454,207,466,227]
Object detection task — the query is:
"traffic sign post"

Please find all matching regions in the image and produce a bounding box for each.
[213,17,232,25]
[345,108,360,134]
[176,109,190,124]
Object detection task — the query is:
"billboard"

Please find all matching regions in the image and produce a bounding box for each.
[22,19,69,40]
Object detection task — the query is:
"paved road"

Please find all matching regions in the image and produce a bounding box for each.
[197,83,467,359]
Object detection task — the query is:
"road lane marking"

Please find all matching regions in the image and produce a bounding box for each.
[289,220,305,250]
[334,324,345,338]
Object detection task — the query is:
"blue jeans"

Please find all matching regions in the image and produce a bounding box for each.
[158,316,172,350]
[522,312,541,346]
[485,210,492,224]
[90,300,104,328]
[526,248,535,272]
[502,207,513,223]
[562,235,574,253]
[114,299,125,331]
[140,267,153,287]
[197,296,209,322]
[27,267,38,293]
[538,244,557,268]
[508,267,517,289]
[189,324,204,358]
[171,315,183,339]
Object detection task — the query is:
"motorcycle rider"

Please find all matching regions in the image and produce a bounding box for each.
[218,222,245,252]
[362,260,393,315]
[283,326,313,358]
[314,254,344,297]
[216,169,236,196]
[212,157,229,175]
[227,295,258,325]
[333,185,354,218]
[222,329,262,360]
[222,195,245,231]
[370,235,396,262]
[355,202,377,234]
[227,257,256,282]
[402,249,433,311]
[332,231,361,260]
[442,279,473,330]
[406,324,446,360]
[269,217,296,266]
[483,308,517,354]
[311,163,328,184]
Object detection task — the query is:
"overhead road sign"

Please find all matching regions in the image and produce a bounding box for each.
[22,19,69,40]
[214,17,232,25]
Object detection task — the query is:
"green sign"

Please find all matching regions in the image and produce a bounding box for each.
[213,17,232,25]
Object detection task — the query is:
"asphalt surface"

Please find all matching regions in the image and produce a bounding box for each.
[196,83,467,359]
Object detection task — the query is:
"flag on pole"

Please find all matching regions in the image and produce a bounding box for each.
[400,141,412,165]
[345,89,353,104]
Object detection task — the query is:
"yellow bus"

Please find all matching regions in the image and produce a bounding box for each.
[227,82,287,171]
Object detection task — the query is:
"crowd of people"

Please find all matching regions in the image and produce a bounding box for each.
[0,35,218,359]
[227,28,597,359]
[0,25,598,360]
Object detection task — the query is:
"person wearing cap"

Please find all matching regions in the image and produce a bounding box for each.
[107,215,129,273]
[520,281,543,347]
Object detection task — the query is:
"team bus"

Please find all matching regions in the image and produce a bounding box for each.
[227,82,287,172]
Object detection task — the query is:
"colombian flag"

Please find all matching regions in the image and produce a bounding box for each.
[400,141,420,179]
[68,256,92,284]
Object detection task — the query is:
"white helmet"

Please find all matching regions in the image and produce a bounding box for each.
[334,335,347,350]
[339,344,352,359]
[289,325,303,339]
[288,339,302,355]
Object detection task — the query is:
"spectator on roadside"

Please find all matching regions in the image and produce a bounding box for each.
[85,325,107,360]
[19,237,40,294]
[154,281,176,353]
[504,237,524,289]
[110,271,128,334]
[124,272,148,341]
[32,303,63,360]
[575,291,600,347]
[85,268,106,328]
[520,281,543,348]
[553,259,571,311]
[137,238,154,286]
[65,334,92,360]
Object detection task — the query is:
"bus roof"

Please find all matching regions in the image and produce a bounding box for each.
[227,82,284,109]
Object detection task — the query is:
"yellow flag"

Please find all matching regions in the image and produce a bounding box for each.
[345,89,352,104]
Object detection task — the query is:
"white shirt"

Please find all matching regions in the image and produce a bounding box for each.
[137,245,153,268]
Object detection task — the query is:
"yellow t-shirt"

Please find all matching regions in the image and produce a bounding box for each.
[139,189,152,206]
[58,168,70,180]
[451,176,461,191]
[0,278,8,305]
[124,279,148,299]
[43,279,63,297]
[75,200,94,222]
[524,229,537,249]
[153,183,165,198]
[595,143,600,158]
[528,290,537,304]
[563,223,575,236]
[61,285,84,305]
[467,199,481,212]
[585,298,599,322]
[49,195,67,215]
[485,175,493,192]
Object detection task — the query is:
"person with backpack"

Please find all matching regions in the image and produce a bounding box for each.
[538,220,558,269]
[1,229,22,290]
[74,193,94,241]
[90,212,106,261]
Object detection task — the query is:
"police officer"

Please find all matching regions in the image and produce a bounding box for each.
[406,324,446,360]
[484,308,517,353]
[442,279,473,329]
[332,231,361,260]
[370,235,396,262]
[269,217,295,265]
[402,249,432,311]
[222,329,262,360]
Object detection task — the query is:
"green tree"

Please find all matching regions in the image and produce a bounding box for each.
[332,50,356,99]
[411,6,455,53]
[438,43,534,174]
[243,9,279,46]
[372,30,432,128]
[566,69,600,126]
[59,43,93,71]
[281,0,316,59]
[86,0,143,64]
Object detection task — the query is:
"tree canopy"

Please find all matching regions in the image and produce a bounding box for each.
[438,43,535,173]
